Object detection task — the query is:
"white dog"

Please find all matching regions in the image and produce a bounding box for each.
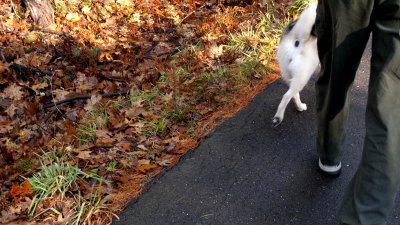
[273,3,320,127]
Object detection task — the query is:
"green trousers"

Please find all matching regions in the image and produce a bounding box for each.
[315,0,400,224]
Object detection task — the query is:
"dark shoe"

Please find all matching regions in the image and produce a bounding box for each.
[318,158,341,177]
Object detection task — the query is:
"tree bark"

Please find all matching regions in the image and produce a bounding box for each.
[23,0,55,27]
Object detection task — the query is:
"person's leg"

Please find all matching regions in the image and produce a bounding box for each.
[339,0,400,224]
[315,0,373,166]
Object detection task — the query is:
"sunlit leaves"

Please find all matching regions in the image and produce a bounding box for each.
[0,0,291,223]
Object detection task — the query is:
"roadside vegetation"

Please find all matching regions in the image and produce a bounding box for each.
[0,0,313,223]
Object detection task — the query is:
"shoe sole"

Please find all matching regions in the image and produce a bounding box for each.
[318,167,341,177]
[318,159,341,177]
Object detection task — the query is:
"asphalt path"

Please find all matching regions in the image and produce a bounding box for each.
[113,41,400,225]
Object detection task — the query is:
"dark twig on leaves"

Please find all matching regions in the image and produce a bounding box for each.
[47,52,68,65]
[9,63,52,77]
[42,91,129,109]
[102,91,130,98]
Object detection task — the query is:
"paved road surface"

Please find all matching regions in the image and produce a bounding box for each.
[113,41,400,225]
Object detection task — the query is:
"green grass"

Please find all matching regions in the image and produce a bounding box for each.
[90,109,110,127]
[25,151,101,218]
[234,55,267,83]
[258,10,286,62]
[68,189,114,225]
[17,158,34,173]
[175,66,190,79]
[222,7,285,85]
[288,0,316,19]
[192,66,231,103]
[187,40,205,56]
[186,119,199,136]
[76,106,110,144]
[152,118,168,137]
[162,95,192,124]
[14,2,309,225]
[227,27,259,56]
[157,71,168,86]
[108,99,127,110]
[141,116,169,137]
[207,66,229,84]
[106,161,118,173]
[129,89,162,108]
[167,104,188,123]
[77,123,98,144]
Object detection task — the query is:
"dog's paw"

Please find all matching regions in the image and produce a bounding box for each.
[296,103,307,112]
[272,117,282,128]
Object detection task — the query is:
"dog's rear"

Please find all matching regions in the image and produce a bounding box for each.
[273,3,319,127]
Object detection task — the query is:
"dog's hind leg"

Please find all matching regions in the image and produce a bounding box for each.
[273,78,308,127]
[272,88,297,127]
[293,93,307,111]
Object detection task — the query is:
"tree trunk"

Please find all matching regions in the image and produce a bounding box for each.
[23,0,54,27]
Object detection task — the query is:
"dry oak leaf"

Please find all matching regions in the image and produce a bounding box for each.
[31,82,49,92]
[84,94,102,111]
[18,128,35,143]
[0,62,10,76]
[76,72,98,91]
[111,70,123,78]
[9,181,33,204]
[66,12,80,22]
[136,144,148,151]
[207,41,224,59]
[177,24,197,39]
[108,115,128,130]
[2,84,24,100]
[81,5,91,14]
[0,198,30,222]
[117,141,132,151]
[5,104,18,118]
[76,150,92,160]
[125,107,147,119]
[95,137,116,147]
[136,163,158,174]
[138,159,150,165]
[0,125,13,135]
[51,89,70,101]
[128,150,147,158]
[99,52,113,61]
[152,42,173,56]
[157,155,174,167]
[119,157,139,168]
[72,144,95,160]
[162,92,173,102]
[27,53,51,67]
[95,129,111,138]
[65,109,80,122]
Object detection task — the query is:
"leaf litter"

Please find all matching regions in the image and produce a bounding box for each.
[0,0,294,223]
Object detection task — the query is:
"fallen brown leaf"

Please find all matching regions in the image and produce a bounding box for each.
[136,164,158,174]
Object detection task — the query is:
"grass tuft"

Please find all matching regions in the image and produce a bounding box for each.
[77,123,98,144]
[288,0,316,19]
[25,151,101,218]
[77,106,110,144]
[68,189,115,225]
[129,89,162,108]
[227,27,259,56]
